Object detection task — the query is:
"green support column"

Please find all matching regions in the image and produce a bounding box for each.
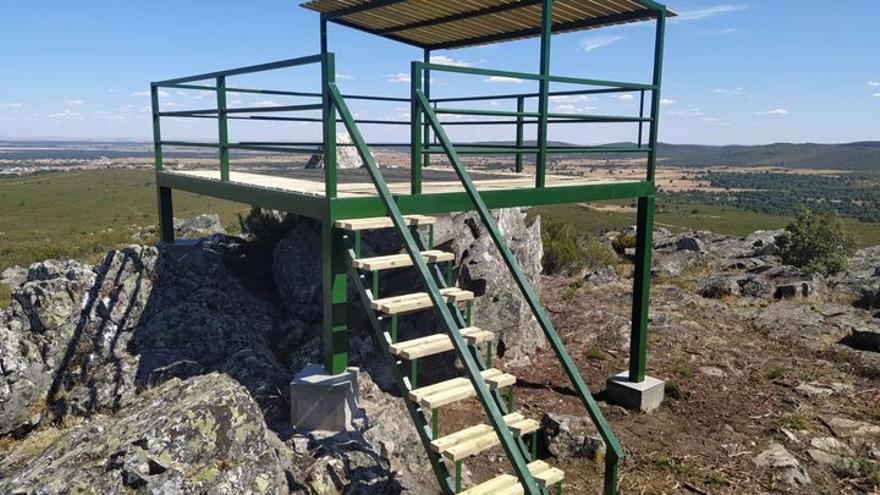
[629,11,666,384]
[157,186,174,244]
[216,76,230,182]
[535,0,553,188]
[628,195,654,382]
[322,222,348,374]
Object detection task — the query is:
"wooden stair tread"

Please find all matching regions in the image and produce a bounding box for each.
[459,461,566,495]
[431,412,539,461]
[352,250,454,271]
[335,214,435,231]
[389,327,494,359]
[371,287,474,315]
[408,368,516,409]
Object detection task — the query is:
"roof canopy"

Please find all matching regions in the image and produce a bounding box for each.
[301,0,674,50]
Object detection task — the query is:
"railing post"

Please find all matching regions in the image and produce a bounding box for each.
[216,76,230,182]
[321,16,338,199]
[410,61,423,195]
[323,222,348,375]
[535,0,553,188]
[151,84,174,244]
[515,96,525,173]
[150,85,163,173]
[629,11,665,383]
[637,89,646,148]
[423,49,431,169]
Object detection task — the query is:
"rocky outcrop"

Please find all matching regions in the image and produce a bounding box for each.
[753,442,811,488]
[131,213,227,242]
[0,374,292,494]
[306,132,372,169]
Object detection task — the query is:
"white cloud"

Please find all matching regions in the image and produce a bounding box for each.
[869,81,880,87]
[660,98,676,105]
[714,87,747,97]
[252,100,279,107]
[702,27,739,35]
[429,55,471,67]
[336,73,355,80]
[484,76,523,84]
[130,90,169,97]
[668,106,705,117]
[550,94,590,103]
[616,94,635,101]
[578,35,622,53]
[674,4,748,22]
[754,108,788,115]
[873,93,880,98]
[489,100,499,107]
[386,73,411,83]
[555,104,577,114]
[62,99,85,106]
[0,102,23,109]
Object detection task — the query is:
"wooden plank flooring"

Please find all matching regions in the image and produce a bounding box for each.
[166,167,636,199]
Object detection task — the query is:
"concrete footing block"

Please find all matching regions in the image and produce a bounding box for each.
[291,363,360,433]
[605,372,665,412]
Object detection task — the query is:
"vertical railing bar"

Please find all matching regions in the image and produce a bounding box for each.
[150,85,163,172]
[535,0,553,188]
[321,22,337,199]
[637,89,645,149]
[423,49,432,169]
[216,76,230,182]
[410,61,424,195]
[515,96,525,173]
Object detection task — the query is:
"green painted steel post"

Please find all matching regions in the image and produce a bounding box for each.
[411,359,418,389]
[486,341,493,368]
[216,76,230,182]
[465,300,473,326]
[321,18,338,199]
[454,461,462,492]
[535,0,553,188]
[432,408,439,439]
[604,455,619,495]
[629,196,655,382]
[390,315,399,342]
[515,96,525,173]
[531,431,538,460]
[322,222,348,374]
[411,61,423,195]
[423,49,431,169]
[629,12,666,384]
[157,186,174,244]
[150,85,163,173]
[372,273,380,299]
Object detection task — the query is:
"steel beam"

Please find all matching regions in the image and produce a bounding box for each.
[323,222,349,374]
[535,0,553,188]
[157,186,174,244]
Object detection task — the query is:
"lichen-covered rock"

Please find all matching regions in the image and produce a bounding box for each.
[0,373,292,494]
[540,412,605,462]
[434,208,544,363]
[306,132,372,170]
[753,442,810,488]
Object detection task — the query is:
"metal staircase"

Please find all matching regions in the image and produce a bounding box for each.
[329,82,624,494]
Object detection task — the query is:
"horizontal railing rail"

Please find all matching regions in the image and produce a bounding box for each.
[152,55,323,87]
[418,62,655,90]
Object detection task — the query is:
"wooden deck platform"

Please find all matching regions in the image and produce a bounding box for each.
[165,167,636,199]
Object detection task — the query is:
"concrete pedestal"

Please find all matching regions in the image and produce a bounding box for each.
[606,372,665,412]
[291,364,360,433]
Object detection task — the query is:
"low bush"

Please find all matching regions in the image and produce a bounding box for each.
[238,207,295,245]
[776,208,855,275]
[542,221,586,274]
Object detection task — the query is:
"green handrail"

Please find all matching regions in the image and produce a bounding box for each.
[414,88,625,495]
[328,83,543,495]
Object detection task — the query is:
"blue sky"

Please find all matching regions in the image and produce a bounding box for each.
[0,1,877,145]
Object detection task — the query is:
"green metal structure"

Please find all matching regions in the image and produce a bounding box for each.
[150,1,672,493]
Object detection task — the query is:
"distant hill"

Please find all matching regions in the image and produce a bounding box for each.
[467,140,880,172]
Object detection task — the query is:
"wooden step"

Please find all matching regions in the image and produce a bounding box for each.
[352,250,454,272]
[408,368,516,409]
[335,214,436,231]
[431,412,539,461]
[371,287,473,315]
[389,327,494,360]
[459,460,565,495]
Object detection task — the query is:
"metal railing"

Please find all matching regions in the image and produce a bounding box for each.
[151,53,657,201]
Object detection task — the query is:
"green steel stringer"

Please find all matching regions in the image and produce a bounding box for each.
[330,83,543,495]
[345,247,457,495]
[415,87,625,494]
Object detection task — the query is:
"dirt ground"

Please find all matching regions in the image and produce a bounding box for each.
[437,274,880,494]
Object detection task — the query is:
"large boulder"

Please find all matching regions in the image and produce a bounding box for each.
[306,132,372,169]
[0,374,292,494]
[434,208,545,363]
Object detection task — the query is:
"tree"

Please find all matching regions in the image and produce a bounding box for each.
[776,208,855,275]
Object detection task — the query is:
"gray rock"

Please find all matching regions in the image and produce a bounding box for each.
[744,230,784,256]
[807,437,856,474]
[824,417,880,439]
[0,374,292,494]
[753,442,810,488]
[434,208,545,363]
[698,275,741,299]
[585,266,619,284]
[540,413,605,462]
[306,132,371,169]
[795,383,834,398]
[675,236,706,253]
[775,281,819,300]
[1,266,27,291]
[173,213,227,238]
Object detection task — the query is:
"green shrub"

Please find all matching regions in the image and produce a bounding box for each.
[542,221,586,274]
[612,233,637,253]
[238,207,294,245]
[776,208,855,275]
[764,366,787,380]
[582,238,620,269]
